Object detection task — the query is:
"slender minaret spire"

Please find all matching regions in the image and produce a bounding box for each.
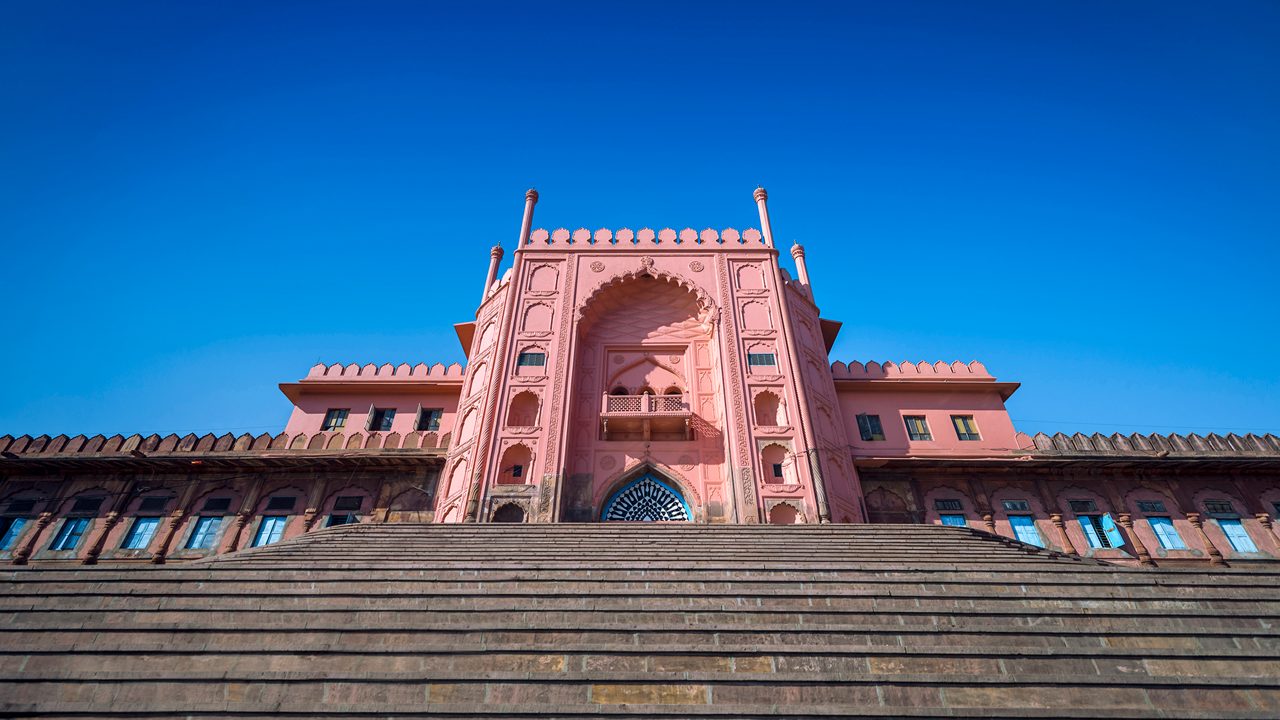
[481,245,504,301]
[518,188,539,245]
[753,186,775,248]
[790,243,811,287]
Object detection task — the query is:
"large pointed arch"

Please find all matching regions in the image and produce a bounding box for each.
[601,473,692,522]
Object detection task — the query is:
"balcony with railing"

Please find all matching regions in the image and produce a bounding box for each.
[600,393,693,441]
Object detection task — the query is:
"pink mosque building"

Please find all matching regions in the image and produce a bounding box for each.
[2,188,1278,567]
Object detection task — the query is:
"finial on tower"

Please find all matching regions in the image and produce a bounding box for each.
[526,188,539,204]
[790,242,811,287]
[752,186,775,247]
[490,245,504,261]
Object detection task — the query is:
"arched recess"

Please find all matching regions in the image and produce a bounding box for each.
[769,502,801,525]
[754,390,786,426]
[506,392,540,427]
[497,444,532,485]
[601,472,691,522]
[761,444,788,484]
[492,503,527,523]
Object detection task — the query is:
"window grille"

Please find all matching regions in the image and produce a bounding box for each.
[138,497,169,513]
[1068,500,1098,513]
[202,498,231,513]
[1002,500,1030,512]
[746,353,777,366]
[935,499,963,512]
[265,496,296,512]
[1204,500,1236,515]
[70,496,104,515]
[517,352,546,367]
[333,496,362,512]
[5,499,35,514]
[1136,500,1167,514]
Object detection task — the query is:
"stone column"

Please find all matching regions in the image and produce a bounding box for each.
[225,511,253,553]
[82,511,121,565]
[1049,513,1079,555]
[150,510,186,565]
[1257,513,1280,545]
[980,510,996,535]
[12,512,53,566]
[1116,512,1156,566]
[1185,512,1227,566]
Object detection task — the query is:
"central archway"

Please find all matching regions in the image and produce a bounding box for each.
[601,474,691,522]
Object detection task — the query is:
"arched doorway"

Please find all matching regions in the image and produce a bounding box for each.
[601,473,691,522]
[492,504,526,523]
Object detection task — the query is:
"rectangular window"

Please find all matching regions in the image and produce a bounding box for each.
[1219,518,1258,553]
[771,463,784,479]
[934,499,963,512]
[369,408,396,432]
[1078,514,1124,549]
[746,353,777,366]
[1002,499,1031,512]
[903,416,932,441]
[1008,515,1043,547]
[202,498,231,513]
[516,352,546,367]
[251,516,288,547]
[1137,500,1167,514]
[120,517,160,550]
[951,415,981,441]
[856,414,885,441]
[511,464,524,478]
[939,514,967,527]
[333,496,363,512]
[321,408,349,432]
[0,517,29,550]
[326,513,357,528]
[417,408,443,432]
[1148,517,1186,550]
[70,496,104,515]
[1204,500,1236,515]
[50,517,90,551]
[138,496,169,513]
[1068,500,1098,513]
[185,516,222,550]
[6,499,35,514]
[265,496,296,512]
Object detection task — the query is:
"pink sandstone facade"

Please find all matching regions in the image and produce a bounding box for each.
[2,188,1279,568]
[281,188,1022,526]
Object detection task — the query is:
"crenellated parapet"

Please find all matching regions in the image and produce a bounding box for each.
[1027,431,1280,458]
[303,362,465,380]
[0,430,450,461]
[832,360,994,379]
[523,227,767,250]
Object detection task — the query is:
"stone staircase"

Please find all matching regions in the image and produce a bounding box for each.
[1,523,1278,718]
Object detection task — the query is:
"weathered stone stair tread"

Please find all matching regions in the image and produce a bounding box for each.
[2,524,1277,718]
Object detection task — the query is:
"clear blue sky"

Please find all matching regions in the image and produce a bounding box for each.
[2,1,1277,439]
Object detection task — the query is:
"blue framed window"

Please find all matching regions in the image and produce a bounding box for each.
[1008,515,1043,547]
[50,517,90,551]
[0,517,29,550]
[1079,514,1125,549]
[252,516,288,547]
[1147,517,1185,550]
[1218,518,1258,553]
[120,517,160,550]
[940,514,967,527]
[186,516,222,550]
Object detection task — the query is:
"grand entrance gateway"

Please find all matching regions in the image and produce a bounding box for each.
[1,189,1279,717]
